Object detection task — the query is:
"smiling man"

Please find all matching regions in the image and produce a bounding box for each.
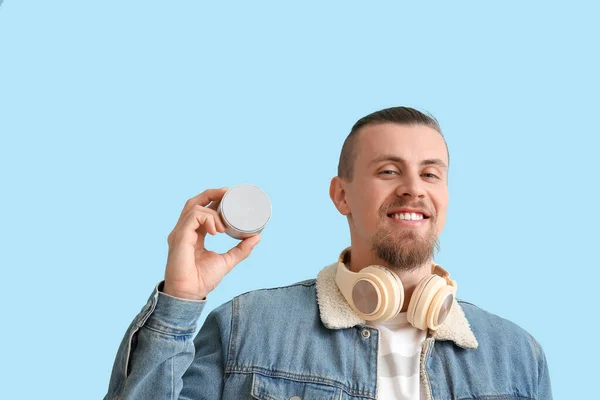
[331,114,448,279]
[106,106,552,400]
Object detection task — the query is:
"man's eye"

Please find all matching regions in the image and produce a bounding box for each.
[379,170,398,175]
[423,173,439,179]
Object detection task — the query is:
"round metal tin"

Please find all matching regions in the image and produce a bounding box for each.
[217,184,271,240]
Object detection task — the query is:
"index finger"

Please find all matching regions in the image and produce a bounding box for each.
[179,187,228,219]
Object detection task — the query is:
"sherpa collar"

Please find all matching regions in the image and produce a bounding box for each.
[314,252,479,350]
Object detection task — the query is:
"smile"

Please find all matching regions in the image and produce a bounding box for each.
[389,212,426,221]
[386,212,429,227]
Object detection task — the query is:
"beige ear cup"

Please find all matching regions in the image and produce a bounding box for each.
[335,262,404,322]
[426,286,455,330]
[407,275,454,330]
[336,263,382,317]
[361,266,404,322]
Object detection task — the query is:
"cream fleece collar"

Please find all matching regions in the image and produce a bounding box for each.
[314,260,479,350]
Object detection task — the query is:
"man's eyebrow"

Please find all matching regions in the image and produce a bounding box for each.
[368,155,448,169]
[421,158,448,169]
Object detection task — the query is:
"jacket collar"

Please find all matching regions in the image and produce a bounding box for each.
[314,251,479,350]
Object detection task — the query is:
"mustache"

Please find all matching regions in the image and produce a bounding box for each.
[380,198,435,219]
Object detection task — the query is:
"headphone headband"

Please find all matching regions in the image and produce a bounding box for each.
[338,247,455,288]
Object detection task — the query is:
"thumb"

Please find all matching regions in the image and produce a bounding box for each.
[223,235,261,270]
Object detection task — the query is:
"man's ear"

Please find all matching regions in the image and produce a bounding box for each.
[329,176,351,215]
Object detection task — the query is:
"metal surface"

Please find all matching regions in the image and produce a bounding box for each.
[218,184,271,239]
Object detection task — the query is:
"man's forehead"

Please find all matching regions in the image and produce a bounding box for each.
[354,123,448,164]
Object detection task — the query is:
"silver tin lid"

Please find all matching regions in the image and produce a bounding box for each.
[220,184,271,234]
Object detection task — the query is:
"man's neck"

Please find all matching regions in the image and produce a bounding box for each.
[347,241,434,313]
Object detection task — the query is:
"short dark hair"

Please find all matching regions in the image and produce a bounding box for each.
[337,106,448,181]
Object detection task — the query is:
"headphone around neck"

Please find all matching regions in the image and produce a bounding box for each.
[335,247,457,331]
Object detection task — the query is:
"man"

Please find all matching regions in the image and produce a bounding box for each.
[105,106,552,399]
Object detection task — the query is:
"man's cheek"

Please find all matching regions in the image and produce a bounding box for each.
[436,214,447,234]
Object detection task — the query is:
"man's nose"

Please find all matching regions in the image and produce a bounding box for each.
[395,174,426,198]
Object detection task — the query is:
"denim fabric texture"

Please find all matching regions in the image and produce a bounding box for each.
[105,260,552,400]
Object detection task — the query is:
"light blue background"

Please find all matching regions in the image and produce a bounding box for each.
[1,1,597,398]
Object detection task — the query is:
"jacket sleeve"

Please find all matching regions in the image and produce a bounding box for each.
[531,335,553,400]
[104,281,232,400]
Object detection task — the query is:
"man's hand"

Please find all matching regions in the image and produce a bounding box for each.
[163,188,261,300]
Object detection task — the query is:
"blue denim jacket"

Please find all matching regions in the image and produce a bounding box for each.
[105,259,552,399]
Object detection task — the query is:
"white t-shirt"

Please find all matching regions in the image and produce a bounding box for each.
[367,313,427,400]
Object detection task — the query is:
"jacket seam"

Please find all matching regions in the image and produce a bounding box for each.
[233,280,316,300]
[421,338,435,400]
[373,328,379,398]
[352,328,358,390]
[226,297,238,370]
[170,355,175,400]
[226,366,376,398]
[457,396,534,400]
[143,322,196,336]
[122,325,140,390]
[251,370,346,399]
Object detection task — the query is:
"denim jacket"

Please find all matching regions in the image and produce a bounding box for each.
[105,259,552,399]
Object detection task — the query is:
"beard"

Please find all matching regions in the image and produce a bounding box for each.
[371,200,440,273]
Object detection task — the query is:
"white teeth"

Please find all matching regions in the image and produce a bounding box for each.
[392,212,424,221]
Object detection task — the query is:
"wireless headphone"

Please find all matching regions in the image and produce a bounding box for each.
[335,247,457,330]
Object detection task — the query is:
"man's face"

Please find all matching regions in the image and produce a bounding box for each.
[343,123,449,271]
